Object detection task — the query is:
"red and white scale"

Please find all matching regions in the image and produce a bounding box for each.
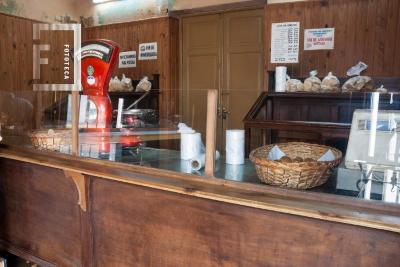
[80,39,120,129]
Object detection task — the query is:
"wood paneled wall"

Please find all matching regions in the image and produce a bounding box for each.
[0,13,75,91]
[0,13,35,92]
[0,13,74,129]
[82,17,180,118]
[0,13,179,120]
[265,0,400,82]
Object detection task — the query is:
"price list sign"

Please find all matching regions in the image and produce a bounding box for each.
[271,22,300,63]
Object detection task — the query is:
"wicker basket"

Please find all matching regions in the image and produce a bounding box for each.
[250,142,342,189]
[29,129,71,151]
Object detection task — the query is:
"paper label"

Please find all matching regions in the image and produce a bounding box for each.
[139,42,157,60]
[119,51,137,68]
[66,94,89,128]
[304,28,335,50]
[87,76,95,85]
[271,22,300,63]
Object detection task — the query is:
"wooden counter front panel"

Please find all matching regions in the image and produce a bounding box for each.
[90,177,400,267]
[0,159,83,267]
[1,158,399,266]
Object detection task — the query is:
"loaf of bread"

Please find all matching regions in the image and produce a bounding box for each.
[304,70,321,92]
[342,76,374,92]
[321,72,341,93]
[286,79,305,92]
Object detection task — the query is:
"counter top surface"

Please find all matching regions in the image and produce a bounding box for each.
[0,144,399,233]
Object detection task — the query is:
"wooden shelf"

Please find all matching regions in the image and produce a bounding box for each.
[266,91,397,100]
[109,89,161,97]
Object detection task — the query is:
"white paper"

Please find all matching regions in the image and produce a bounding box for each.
[66,94,72,128]
[271,22,300,63]
[226,130,245,165]
[180,132,202,160]
[190,151,220,171]
[275,66,288,92]
[225,164,244,181]
[304,28,335,50]
[268,145,286,160]
[67,95,87,127]
[318,149,336,162]
[119,51,136,68]
[79,95,88,125]
[139,42,157,60]
[116,98,124,129]
[177,122,195,134]
[180,160,192,174]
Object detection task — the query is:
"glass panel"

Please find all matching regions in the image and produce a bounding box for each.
[0,18,398,207]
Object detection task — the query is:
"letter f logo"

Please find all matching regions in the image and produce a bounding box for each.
[32,24,50,88]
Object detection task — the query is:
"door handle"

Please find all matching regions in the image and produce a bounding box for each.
[218,107,230,119]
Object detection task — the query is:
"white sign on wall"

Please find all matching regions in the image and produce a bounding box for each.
[139,42,157,60]
[271,22,300,63]
[304,28,335,50]
[119,51,137,68]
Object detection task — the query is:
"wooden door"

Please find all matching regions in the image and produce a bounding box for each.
[221,9,264,149]
[182,14,222,141]
[182,10,264,149]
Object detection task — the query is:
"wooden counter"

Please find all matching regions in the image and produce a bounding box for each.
[0,145,399,266]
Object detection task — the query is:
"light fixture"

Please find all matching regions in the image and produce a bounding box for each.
[92,0,120,4]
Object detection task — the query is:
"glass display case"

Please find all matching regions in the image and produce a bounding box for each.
[1,85,400,206]
[243,73,400,204]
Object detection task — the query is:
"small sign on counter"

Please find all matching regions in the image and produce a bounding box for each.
[304,28,335,50]
[119,51,137,68]
[271,22,300,63]
[139,42,157,60]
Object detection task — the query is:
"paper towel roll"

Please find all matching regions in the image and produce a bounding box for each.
[180,160,192,174]
[226,129,245,165]
[190,151,220,171]
[181,132,202,160]
[225,164,244,181]
[275,66,287,92]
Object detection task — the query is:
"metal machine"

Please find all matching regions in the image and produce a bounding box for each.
[80,39,120,128]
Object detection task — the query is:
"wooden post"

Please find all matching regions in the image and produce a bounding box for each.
[205,89,218,177]
[71,91,79,156]
[35,92,42,128]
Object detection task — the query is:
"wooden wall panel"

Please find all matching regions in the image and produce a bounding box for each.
[82,17,180,118]
[265,0,400,86]
[0,13,34,92]
[0,13,75,129]
[0,159,83,267]
[90,177,400,267]
[1,156,400,266]
[0,13,180,128]
[0,13,74,91]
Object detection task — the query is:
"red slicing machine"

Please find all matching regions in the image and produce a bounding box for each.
[81,39,120,129]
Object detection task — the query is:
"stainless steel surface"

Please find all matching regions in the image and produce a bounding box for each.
[121,109,155,116]
[125,90,151,110]
[113,109,158,128]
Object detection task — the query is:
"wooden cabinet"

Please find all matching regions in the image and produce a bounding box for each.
[244,75,400,154]
[0,160,84,267]
[0,151,400,266]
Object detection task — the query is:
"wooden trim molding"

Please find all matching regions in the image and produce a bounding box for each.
[64,170,87,212]
[0,145,400,233]
[169,0,267,17]
[0,11,43,23]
